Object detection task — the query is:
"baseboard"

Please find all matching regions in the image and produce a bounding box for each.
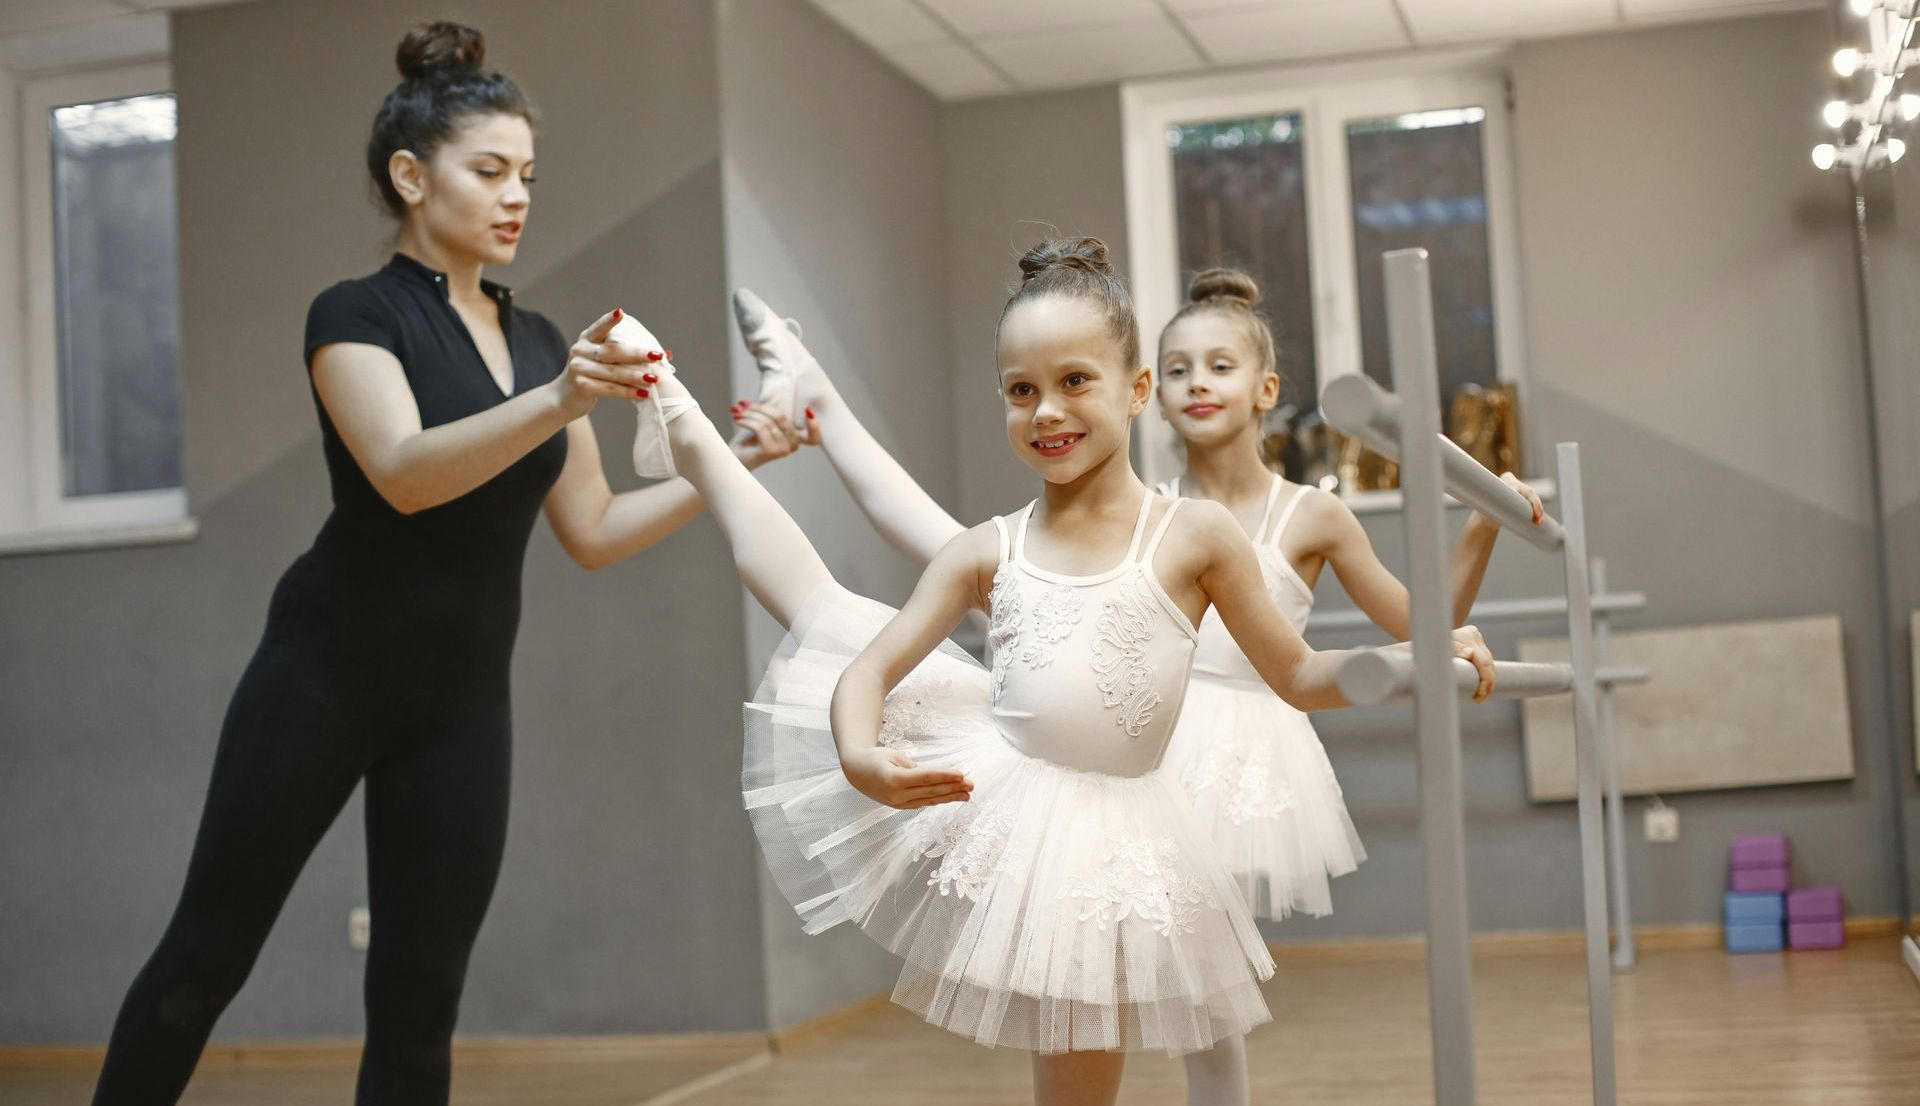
[0,1032,768,1072]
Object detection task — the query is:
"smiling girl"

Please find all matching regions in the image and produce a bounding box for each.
[611,237,1496,1106]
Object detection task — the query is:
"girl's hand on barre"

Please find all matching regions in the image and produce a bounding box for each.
[1469,473,1544,531]
[1451,625,1495,701]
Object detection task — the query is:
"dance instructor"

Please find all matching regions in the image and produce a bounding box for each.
[92,22,798,1105]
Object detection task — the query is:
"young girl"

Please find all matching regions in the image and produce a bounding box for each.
[726,267,1541,1104]
[609,238,1496,1105]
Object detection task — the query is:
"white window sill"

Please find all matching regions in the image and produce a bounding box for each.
[1340,477,1555,516]
[0,517,199,557]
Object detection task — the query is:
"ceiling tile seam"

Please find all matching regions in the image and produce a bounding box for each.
[904,0,1021,92]
[1388,0,1418,44]
[1155,0,1216,66]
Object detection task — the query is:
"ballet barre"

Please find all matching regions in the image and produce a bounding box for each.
[1337,653,1649,706]
[1308,590,1647,632]
[1316,581,1649,980]
[1323,248,1634,1106]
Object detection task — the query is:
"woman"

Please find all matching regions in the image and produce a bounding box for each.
[92,23,800,1105]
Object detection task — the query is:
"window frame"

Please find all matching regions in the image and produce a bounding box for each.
[1122,47,1536,495]
[6,58,194,550]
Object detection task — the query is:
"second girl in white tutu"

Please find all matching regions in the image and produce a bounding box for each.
[604,237,1496,1104]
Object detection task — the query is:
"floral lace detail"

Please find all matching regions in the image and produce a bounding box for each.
[878,673,956,749]
[1183,739,1298,826]
[1019,584,1083,669]
[987,562,1022,705]
[1060,833,1221,937]
[920,806,1017,902]
[1090,573,1161,738]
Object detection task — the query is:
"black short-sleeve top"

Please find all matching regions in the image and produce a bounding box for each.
[290,253,570,667]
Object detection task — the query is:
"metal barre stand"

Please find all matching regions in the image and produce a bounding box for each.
[1321,248,1635,1106]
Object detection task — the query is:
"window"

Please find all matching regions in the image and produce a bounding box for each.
[1124,51,1533,497]
[5,61,191,548]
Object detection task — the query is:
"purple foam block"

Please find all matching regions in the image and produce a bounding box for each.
[1730,833,1789,870]
[1729,866,1790,893]
[1787,885,1842,922]
[1788,920,1844,950]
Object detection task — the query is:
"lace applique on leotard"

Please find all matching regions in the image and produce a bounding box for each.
[987,563,1021,704]
[1090,574,1162,738]
[1019,584,1084,670]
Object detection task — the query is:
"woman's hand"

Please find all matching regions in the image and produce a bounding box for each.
[839,746,972,810]
[1451,624,1496,701]
[728,402,820,471]
[549,308,663,420]
[1468,472,1545,532]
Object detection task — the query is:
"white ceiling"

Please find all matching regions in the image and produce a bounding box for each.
[0,0,228,40]
[811,0,1826,100]
[0,0,1826,97]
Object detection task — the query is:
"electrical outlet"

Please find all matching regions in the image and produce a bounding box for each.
[348,907,371,952]
[1644,806,1679,843]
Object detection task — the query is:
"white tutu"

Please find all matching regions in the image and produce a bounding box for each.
[1161,673,1367,920]
[743,585,1274,1055]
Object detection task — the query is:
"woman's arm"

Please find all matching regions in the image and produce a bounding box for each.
[1315,475,1544,636]
[1191,500,1496,709]
[829,526,994,809]
[543,403,805,570]
[311,309,646,515]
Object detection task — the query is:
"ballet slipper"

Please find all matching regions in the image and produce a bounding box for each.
[731,287,819,425]
[614,313,700,478]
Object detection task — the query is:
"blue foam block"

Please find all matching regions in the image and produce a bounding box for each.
[1724,922,1785,952]
[1724,891,1786,923]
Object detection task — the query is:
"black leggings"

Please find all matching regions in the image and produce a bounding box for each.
[92,632,512,1105]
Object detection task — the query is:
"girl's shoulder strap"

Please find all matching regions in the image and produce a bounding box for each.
[1139,496,1186,565]
[990,515,1012,563]
[1262,482,1313,546]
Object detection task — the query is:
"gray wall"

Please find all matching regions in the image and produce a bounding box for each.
[713,0,954,1031]
[2,0,769,1043]
[1292,12,1895,940]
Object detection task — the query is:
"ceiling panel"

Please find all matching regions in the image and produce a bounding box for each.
[919,0,1164,37]
[886,39,1011,99]
[976,16,1206,90]
[1397,0,1615,41]
[1181,0,1410,67]
[0,0,135,38]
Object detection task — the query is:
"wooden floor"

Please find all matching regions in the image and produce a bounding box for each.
[10,941,1918,1104]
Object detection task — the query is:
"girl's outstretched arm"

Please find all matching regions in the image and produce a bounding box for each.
[1184,500,1496,710]
[830,525,997,809]
[1312,474,1544,636]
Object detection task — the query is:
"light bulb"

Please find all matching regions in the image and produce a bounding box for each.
[1851,0,1877,14]
[1825,100,1852,128]
[1891,138,1908,162]
[1903,93,1920,120]
[1814,143,1840,170]
[1835,48,1865,77]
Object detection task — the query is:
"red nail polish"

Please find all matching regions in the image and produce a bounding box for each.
[612,307,622,321]
[637,388,650,398]
[805,406,816,419]
[647,350,664,362]
[644,373,659,383]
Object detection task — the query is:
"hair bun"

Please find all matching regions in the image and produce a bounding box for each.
[1018,236,1114,284]
[397,22,487,82]
[1187,267,1260,309]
